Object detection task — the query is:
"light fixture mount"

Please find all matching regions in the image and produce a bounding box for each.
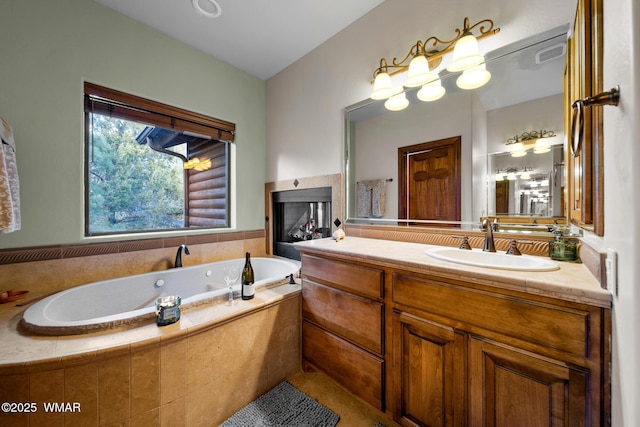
[506,130,557,146]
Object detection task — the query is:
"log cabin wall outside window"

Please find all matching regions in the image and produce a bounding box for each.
[84,82,235,235]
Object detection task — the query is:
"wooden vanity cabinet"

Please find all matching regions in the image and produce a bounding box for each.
[298,249,609,426]
[300,253,386,411]
[392,271,609,427]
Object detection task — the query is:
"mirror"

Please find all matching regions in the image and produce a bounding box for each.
[345,26,569,234]
[488,144,564,217]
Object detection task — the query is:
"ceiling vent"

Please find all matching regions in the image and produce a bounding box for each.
[535,43,566,64]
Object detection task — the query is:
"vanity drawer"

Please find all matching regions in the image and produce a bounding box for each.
[303,320,384,411]
[392,273,591,358]
[301,254,383,299]
[302,280,384,355]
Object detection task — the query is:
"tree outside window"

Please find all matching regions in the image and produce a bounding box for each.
[84,83,234,236]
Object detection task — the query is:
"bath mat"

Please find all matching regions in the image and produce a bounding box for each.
[219,381,339,427]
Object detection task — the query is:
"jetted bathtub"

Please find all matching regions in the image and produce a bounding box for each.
[21,257,299,335]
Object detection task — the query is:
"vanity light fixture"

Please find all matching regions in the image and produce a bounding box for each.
[446,24,486,72]
[370,17,500,111]
[370,70,397,100]
[497,167,534,181]
[506,130,556,157]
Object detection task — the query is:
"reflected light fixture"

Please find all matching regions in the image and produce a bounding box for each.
[456,63,491,90]
[384,92,410,111]
[370,17,499,111]
[184,157,212,171]
[533,139,551,154]
[506,130,557,157]
[498,166,533,181]
[509,142,527,157]
[417,78,446,102]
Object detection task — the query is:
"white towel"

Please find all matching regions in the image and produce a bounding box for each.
[357,181,372,217]
[0,117,21,234]
[356,179,387,218]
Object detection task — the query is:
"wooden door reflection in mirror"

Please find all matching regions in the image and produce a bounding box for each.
[398,136,461,222]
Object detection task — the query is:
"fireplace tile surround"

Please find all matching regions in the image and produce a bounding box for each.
[265,173,343,258]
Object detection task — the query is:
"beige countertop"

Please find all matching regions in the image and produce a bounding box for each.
[0,283,301,371]
[295,236,612,308]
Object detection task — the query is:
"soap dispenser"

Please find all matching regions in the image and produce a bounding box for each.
[549,230,578,262]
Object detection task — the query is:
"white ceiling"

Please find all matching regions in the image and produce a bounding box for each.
[93,0,385,80]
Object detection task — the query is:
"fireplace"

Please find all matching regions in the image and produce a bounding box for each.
[272,187,332,260]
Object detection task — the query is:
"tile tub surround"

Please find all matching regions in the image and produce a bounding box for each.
[0,285,301,427]
[0,232,266,296]
[295,236,612,308]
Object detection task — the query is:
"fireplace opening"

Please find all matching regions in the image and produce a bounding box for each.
[272,187,332,260]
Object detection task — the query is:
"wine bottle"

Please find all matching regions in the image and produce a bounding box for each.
[241,251,255,300]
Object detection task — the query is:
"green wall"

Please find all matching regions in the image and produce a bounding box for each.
[0,0,266,248]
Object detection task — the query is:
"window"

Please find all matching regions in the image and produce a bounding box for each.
[84,82,235,236]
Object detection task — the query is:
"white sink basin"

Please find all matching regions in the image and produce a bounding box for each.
[425,247,559,271]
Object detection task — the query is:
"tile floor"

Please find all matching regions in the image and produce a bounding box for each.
[287,371,399,427]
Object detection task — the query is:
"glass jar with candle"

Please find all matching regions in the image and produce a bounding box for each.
[155,295,181,326]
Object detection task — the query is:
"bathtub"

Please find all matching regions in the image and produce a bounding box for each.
[21,257,299,335]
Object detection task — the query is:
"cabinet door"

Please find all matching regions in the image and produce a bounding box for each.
[393,311,466,427]
[469,338,590,427]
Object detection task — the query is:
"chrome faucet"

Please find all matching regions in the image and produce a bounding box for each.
[174,244,190,268]
[481,218,498,253]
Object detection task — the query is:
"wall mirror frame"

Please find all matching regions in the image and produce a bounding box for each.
[565,0,604,236]
[344,25,573,237]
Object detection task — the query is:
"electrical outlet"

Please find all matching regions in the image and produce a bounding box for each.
[605,249,618,296]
